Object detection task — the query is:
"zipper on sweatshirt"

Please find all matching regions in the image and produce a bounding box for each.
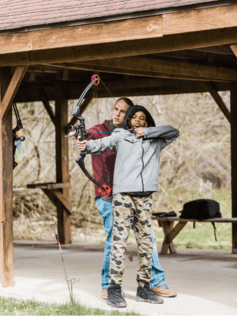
[141,146,145,191]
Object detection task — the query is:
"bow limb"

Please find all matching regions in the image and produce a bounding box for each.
[76,152,111,198]
[70,74,111,198]
[76,152,104,189]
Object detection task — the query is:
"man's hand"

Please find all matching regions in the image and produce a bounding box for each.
[76,139,88,151]
[134,127,145,138]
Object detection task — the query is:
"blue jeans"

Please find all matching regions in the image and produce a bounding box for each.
[96,197,168,290]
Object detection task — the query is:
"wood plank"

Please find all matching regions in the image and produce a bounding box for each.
[55,82,71,244]
[2,27,237,67]
[14,80,230,103]
[42,189,57,209]
[169,222,188,242]
[0,15,162,55]
[38,88,56,126]
[207,82,231,122]
[51,189,72,215]
[151,216,237,223]
[47,183,70,190]
[160,222,187,255]
[1,5,237,58]
[159,221,176,254]
[49,55,237,81]
[1,67,28,119]
[0,67,14,287]
[27,182,69,189]
[230,44,237,57]
[163,4,237,35]
[231,82,237,254]
[81,56,237,81]
[46,62,228,82]
[42,189,72,215]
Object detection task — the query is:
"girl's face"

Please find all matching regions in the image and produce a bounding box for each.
[130,111,148,128]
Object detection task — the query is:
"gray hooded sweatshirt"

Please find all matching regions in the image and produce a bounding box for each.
[85,126,179,195]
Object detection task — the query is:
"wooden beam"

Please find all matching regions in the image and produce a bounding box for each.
[230,44,237,57]
[45,62,227,82]
[231,82,237,254]
[65,92,94,134]
[27,182,69,189]
[51,189,72,215]
[207,82,231,122]
[2,27,237,67]
[82,56,237,81]
[0,67,14,287]
[163,4,237,35]
[1,67,28,119]
[230,41,237,252]
[0,16,163,56]
[160,222,187,255]
[1,4,237,58]
[47,55,237,81]
[38,88,56,126]
[14,79,230,103]
[159,221,176,254]
[55,82,71,244]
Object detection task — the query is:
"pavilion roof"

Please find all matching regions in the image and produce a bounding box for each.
[0,0,230,34]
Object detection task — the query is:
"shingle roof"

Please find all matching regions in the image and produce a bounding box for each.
[0,0,230,33]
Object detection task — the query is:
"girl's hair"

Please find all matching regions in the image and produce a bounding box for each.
[115,97,134,107]
[123,105,156,129]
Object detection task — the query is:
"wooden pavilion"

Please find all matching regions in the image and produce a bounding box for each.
[0,0,237,287]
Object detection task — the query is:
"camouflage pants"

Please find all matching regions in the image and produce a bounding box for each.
[109,193,153,287]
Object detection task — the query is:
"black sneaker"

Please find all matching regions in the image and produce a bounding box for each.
[107,284,127,308]
[136,283,164,304]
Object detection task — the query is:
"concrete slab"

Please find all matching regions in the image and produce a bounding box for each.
[0,242,237,316]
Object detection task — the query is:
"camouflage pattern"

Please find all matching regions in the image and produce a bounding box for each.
[109,193,153,287]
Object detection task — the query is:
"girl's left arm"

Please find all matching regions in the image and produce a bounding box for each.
[85,132,120,154]
[144,126,179,149]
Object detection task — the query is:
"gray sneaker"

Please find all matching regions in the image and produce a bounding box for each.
[136,283,164,304]
[107,284,127,308]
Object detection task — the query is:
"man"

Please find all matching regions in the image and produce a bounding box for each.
[76,97,177,299]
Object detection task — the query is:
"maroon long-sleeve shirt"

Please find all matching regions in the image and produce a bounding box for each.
[86,120,115,199]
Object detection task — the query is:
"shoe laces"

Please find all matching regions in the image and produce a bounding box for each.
[141,285,158,299]
[109,286,125,301]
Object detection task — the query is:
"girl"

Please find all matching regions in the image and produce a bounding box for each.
[77,105,179,307]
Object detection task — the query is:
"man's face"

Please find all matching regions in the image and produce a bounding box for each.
[112,100,130,128]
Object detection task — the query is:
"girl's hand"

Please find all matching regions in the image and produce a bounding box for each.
[76,139,88,151]
[134,127,145,138]
[70,131,78,139]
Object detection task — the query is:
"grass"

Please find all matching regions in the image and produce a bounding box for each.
[0,297,139,316]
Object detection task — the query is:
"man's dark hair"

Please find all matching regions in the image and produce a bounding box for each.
[115,97,134,107]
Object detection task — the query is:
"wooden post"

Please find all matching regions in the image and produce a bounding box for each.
[231,82,237,254]
[55,82,71,244]
[207,82,230,123]
[0,67,14,286]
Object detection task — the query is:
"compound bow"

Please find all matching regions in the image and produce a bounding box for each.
[12,102,25,170]
[69,74,111,198]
